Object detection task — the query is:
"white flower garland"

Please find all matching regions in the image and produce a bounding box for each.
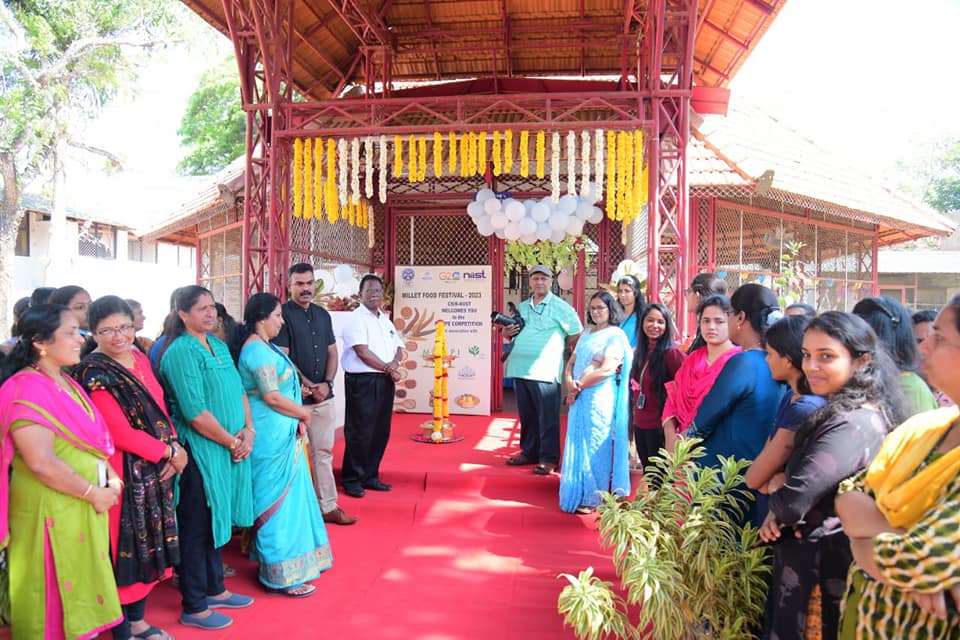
[594,128,605,200]
[551,131,561,202]
[368,203,376,248]
[580,130,591,198]
[337,138,348,205]
[364,136,373,199]
[378,135,388,204]
[566,131,576,196]
[350,137,361,203]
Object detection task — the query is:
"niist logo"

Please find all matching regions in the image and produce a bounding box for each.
[438,271,486,281]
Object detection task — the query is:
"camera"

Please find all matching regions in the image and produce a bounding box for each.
[492,302,525,361]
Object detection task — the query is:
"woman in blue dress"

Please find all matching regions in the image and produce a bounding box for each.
[615,275,645,349]
[560,291,634,514]
[233,293,333,596]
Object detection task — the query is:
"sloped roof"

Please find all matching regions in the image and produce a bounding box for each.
[689,101,957,244]
[20,194,130,228]
[181,0,784,101]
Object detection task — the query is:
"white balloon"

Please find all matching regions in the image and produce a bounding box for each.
[475,217,495,236]
[531,202,551,223]
[484,197,502,215]
[580,182,599,203]
[333,264,353,283]
[476,188,496,203]
[548,211,569,231]
[536,222,552,241]
[587,206,604,224]
[557,268,574,290]
[557,194,578,215]
[504,222,522,241]
[523,199,535,214]
[518,216,537,235]
[575,201,593,220]
[550,227,567,242]
[467,201,485,218]
[565,217,584,236]
[494,227,507,239]
[504,199,526,222]
[313,269,334,293]
[490,210,509,230]
[334,280,355,297]
[520,232,538,244]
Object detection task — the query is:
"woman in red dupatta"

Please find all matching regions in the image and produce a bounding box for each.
[0,304,123,639]
[662,295,741,452]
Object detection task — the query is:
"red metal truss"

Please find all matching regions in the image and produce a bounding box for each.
[642,0,696,336]
[325,0,393,47]
[223,0,294,300]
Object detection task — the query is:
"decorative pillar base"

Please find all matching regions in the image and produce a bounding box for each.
[412,420,464,444]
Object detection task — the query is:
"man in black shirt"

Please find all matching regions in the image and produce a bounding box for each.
[273,263,357,525]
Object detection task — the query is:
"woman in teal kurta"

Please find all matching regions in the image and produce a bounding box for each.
[234,293,332,597]
[157,285,255,631]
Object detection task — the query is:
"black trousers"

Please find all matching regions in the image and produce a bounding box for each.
[762,531,851,640]
[110,597,147,639]
[634,426,665,476]
[342,372,395,489]
[176,446,225,614]
[514,378,562,465]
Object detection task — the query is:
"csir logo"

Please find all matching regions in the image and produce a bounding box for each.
[401,268,415,282]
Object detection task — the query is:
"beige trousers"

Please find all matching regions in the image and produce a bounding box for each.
[305,400,339,513]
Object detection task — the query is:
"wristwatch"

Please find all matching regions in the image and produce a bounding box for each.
[325,379,334,388]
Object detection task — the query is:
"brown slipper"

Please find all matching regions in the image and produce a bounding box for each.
[506,454,536,466]
[533,463,556,475]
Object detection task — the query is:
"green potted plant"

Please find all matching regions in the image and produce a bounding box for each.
[557,438,770,639]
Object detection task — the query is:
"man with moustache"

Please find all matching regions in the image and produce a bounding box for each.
[340,274,404,498]
[273,262,357,525]
[503,265,582,475]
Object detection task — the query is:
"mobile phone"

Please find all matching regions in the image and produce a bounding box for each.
[97,460,108,488]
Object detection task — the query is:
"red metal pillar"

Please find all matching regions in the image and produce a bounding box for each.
[641,0,697,336]
[223,0,294,301]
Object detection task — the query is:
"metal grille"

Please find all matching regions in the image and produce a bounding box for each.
[394,214,488,266]
[199,226,243,317]
[289,211,370,268]
[78,222,116,259]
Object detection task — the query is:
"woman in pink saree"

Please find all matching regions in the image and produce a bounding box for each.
[0,304,123,639]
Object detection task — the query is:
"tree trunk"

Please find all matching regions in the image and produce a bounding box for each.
[45,136,73,282]
[0,152,22,340]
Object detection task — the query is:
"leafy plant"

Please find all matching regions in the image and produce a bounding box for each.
[774,240,808,307]
[0,548,9,626]
[557,438,770,640]
[504,235,590,275]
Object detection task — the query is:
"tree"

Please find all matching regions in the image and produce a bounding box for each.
[0,0,179,335]
[903,137,960,214]
[176,58,245,176]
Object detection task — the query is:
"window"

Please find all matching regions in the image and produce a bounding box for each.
[128,238,157,263]
[78,222,116,259]
[15,214,29,257]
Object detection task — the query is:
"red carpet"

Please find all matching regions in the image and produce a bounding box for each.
[114,411,627,639]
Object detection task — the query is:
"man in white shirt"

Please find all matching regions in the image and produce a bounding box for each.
[340,274,404,498]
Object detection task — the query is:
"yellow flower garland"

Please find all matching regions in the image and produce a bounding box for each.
[632,130,644,222]
[616,131,630,222]
[518,130,529,177]
[418,136,427,182]
[448,132,457,174]
[407,134,417,183]
[303,137,314,219]
[459,133,470,177]
[491,131,501,176]
[433,132,443,178]
[504,130,514,174]
[535,131,546,179]
[393,135,403,178]
[605,130,616,219]
[314,138,323,219]
[292,138,303,219]
[325,139,338,223]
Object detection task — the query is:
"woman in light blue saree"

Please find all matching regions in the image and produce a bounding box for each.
[234,293,333,597]
[560,291,634,514]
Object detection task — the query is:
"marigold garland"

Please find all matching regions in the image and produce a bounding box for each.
[535,131,546,179]
[448,132,457,174]
[325,139,338,223]
[393,135,403,178]
[504,130,514,174]
[418,136,427,182]
[566,131,576,196]
[292,138,303,219]
[347,196,356,226]
[313,138,323,219]
[470,132,480,176]
[491,131,501,176]
[616,131,630,222]
[433,132,443,178]
[407,134,417,183]
[302,137,314,219]
[632,130,644,219]
[519,130,529,177]
[605,130,617,219]
[459,133,470,177]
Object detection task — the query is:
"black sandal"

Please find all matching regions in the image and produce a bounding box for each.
[533,463,556,475]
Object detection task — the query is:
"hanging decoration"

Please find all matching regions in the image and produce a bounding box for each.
[289,127,646,228]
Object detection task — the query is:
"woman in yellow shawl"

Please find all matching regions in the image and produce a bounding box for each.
[836,291,960,639]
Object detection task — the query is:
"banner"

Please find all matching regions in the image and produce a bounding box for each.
[393,265,492,416]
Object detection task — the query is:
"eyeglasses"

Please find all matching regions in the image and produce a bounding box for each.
[96,324,135,337]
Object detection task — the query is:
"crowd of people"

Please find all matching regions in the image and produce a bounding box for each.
[2,265,959,640]
[0,266,399,639]
[500,265,960,640]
